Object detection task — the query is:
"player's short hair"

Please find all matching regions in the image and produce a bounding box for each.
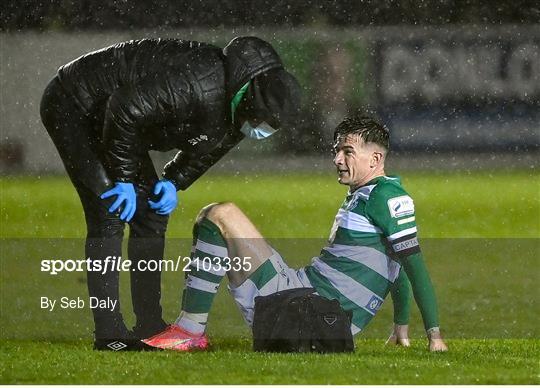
[333,114,390,152]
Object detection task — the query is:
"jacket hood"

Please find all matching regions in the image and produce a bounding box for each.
[223,36,284,98]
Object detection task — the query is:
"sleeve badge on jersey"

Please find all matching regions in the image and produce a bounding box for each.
[392,237,419,252]
[364,295,384,315]
[387,195,415,218]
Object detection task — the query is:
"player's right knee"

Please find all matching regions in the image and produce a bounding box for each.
[204,202,240,224]
[195,202,219,224]
[196,202,237,223]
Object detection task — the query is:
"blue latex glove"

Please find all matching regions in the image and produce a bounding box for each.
[100,182,137,222]
[148,179,178,215]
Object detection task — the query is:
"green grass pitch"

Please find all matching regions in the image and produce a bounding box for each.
[1,171,539,384]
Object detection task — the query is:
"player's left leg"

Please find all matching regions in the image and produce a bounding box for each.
[203,201,274,287]
[144,202,310,350]
[143,202,272,350]
[177,202,274,333]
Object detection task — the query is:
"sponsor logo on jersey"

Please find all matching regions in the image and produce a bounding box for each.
[387,195,415,218]
[365,295,383,314]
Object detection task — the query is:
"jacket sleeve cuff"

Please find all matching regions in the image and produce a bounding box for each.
[162,172,188,191]
[114,176,135,184]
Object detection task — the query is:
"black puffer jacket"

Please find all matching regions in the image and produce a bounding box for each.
[56,37,283,190]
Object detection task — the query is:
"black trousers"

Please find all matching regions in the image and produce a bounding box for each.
[40,76,167,339]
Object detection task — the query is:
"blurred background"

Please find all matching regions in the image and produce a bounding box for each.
[1,0,539,174]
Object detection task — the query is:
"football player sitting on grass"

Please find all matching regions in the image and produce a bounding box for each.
[144,114,448,352]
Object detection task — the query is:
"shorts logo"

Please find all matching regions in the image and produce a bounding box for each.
[323,314,337,325]
[365,295,383,315]
[107,341,127,351]
[387,196,414,218]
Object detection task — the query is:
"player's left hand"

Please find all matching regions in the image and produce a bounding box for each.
[148,179,178,215]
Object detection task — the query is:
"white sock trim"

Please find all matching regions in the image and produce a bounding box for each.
[175,312,208,334]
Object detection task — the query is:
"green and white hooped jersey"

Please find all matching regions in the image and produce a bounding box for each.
[304,175,420,334]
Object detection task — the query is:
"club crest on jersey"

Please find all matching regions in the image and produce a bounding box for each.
[387,195,414,218]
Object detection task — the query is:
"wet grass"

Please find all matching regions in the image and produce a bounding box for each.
[0,171,538,384]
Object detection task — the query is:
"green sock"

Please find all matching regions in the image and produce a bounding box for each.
[176,218,228,333]
[390,268,411,325]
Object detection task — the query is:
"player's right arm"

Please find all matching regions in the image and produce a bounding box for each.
[400,251,448,351]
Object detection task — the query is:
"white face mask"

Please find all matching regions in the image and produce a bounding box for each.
[239,121,278,140]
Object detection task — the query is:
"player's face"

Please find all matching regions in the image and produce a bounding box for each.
[333,134,382,190]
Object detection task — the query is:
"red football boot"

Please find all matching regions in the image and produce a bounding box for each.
[142,325,209,351]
